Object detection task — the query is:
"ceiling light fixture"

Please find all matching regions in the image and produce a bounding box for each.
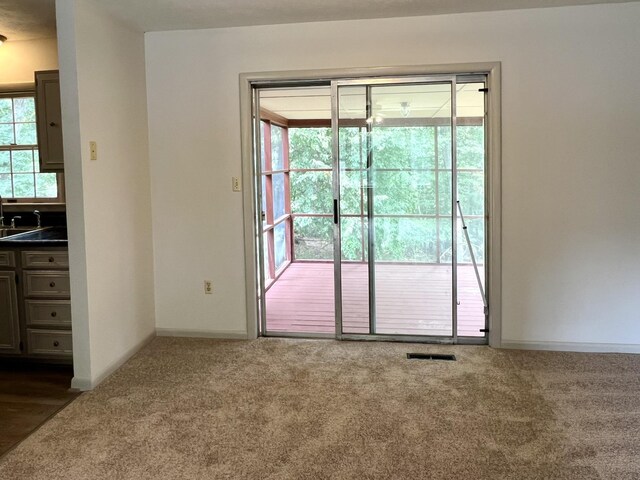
[400,102,411,118]
[0,35,7,45]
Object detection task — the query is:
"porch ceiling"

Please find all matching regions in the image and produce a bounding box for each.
[259,83,485,120]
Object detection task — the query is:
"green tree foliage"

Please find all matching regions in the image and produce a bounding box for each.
[289,127,332,169]
[288,125,485,264]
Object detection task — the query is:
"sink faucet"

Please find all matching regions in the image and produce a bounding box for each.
[34,210,41,228]
[10,216,21,229]
[0,195,3,227]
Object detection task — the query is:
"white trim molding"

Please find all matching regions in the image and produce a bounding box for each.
[156,328,249,339]
[239,62,502,346]
[501,340,640,354]
[70,331,156,391]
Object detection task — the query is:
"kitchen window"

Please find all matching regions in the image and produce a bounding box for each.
[0,92,63,202]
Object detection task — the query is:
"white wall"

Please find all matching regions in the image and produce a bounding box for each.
[0,37,58,87]
[145,3,640,349]
[56,0,156,389]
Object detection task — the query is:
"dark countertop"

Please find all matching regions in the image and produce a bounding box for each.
[0,227,68,247]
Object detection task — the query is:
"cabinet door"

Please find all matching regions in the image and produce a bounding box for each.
[35,70,64,171]
[0,271,21,354]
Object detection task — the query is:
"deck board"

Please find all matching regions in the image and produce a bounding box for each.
[266,262,485,337]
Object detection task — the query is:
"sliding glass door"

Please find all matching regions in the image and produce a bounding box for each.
[253,73,488,343]
[334,77,461,341]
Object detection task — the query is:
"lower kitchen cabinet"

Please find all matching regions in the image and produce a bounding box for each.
[0,270,20,354]
[0,247,72,362]
[27,328,73,356]
[25,300,72,328]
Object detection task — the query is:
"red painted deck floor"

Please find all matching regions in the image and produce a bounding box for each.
[265,262,485,337]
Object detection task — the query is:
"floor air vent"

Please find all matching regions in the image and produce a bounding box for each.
[406,353,456,361]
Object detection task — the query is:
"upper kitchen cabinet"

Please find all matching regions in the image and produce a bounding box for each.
[35,70,64,172]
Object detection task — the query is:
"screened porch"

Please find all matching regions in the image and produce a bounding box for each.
[258,82,487,338]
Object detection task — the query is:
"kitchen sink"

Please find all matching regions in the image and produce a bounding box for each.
[0,227,39,238]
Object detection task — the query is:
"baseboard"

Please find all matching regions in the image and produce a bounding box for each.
[501,340,640,354]
[69,377,92,391]
[155,328,248,339]
[70,330,156,391]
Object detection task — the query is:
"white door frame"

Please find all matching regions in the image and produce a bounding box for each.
[239,62,502,347]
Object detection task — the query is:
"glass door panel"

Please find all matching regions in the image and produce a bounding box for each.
[336,86,370,334]
[335,79,455,338]
[455,82,487,338]
[371,83,453,336]
[258,85,335,336]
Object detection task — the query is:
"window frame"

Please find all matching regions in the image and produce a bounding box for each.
[260,113,293,289]
[0,89,65,204]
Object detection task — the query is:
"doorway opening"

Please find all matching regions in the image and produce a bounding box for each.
[247,69,497,345]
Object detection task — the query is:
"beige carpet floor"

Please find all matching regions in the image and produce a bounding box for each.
[0,337,638,479]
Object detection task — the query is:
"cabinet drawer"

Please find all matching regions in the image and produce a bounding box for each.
[0,251,15,268]
[26,300,72,327]
[22,251,69,269]
[27,329,72,357]
[24,271,70,298]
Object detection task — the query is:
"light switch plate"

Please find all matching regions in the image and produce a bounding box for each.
[89,141,97,161]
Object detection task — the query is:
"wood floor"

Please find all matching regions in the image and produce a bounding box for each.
[266,262,485,336]
[0,363,78,457]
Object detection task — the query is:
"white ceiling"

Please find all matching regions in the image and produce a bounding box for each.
[0,0,56,41]
[0,0,638,41]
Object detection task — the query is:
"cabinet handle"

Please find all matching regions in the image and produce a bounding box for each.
[48,257,55,262]
[49,122,57,127]
[53,341,60,347]
[51,311,57,318]
[49,281,56,288]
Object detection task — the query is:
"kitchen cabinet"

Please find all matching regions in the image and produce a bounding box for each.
[22,250,72,358]
[35,70,65,172]
[0,269,21,354]
[0,246,72,361]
